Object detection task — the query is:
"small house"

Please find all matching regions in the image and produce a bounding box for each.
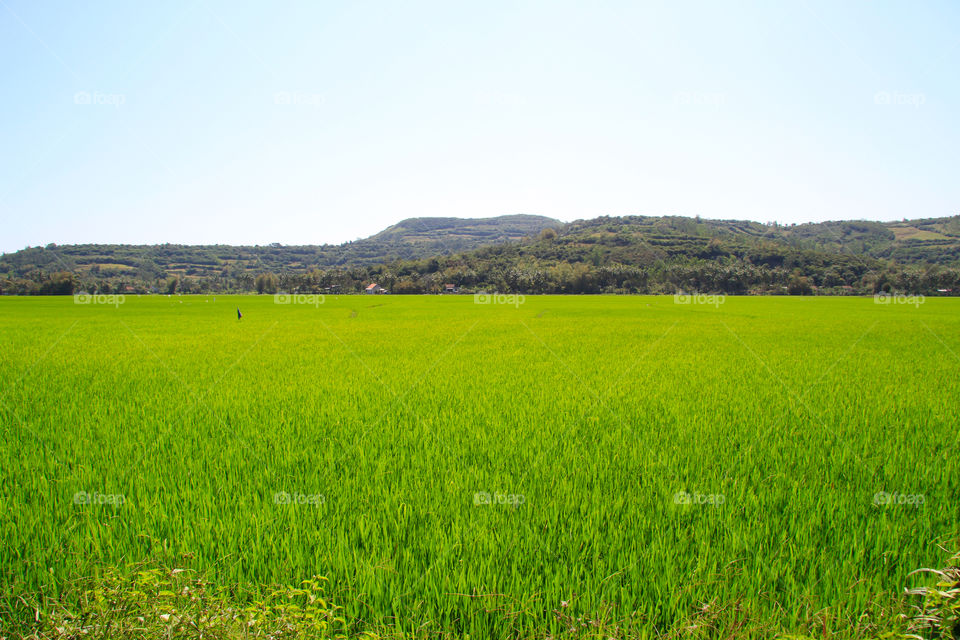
[443,284,459,294]
[365,283,384,294]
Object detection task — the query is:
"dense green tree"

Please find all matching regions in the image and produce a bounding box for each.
[254,273,279,294]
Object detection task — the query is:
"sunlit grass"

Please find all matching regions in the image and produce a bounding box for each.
[1,294,958,638]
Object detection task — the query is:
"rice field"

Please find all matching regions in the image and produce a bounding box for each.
[1,294,958,638]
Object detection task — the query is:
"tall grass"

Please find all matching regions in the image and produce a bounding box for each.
[1,295,958,637]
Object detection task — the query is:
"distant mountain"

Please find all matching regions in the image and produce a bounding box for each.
[773,216,960,264]
[2,213,958,295]
[539,214,960,267]
[0,214,563,291]
[339,214,561,263]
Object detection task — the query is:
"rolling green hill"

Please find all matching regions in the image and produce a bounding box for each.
[2,214,958,295]
[365,214,562,250]
[0,214,560,282]
[552,214,960,266]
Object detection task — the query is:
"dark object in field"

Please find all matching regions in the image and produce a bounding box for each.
[237,308,242,320]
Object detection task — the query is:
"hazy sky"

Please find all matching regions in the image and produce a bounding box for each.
[1,0,957,253]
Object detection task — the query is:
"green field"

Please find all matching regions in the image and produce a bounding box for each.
[2,295,958,638]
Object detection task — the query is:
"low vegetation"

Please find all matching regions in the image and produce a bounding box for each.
[3,214,960,295]
[2,295,958,638]
[10,565,345,639]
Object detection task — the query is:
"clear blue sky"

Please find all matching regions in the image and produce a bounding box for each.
[1,0,957,253]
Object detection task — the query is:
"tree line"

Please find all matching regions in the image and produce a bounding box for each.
[3,254,956,296]
[3,216,958,296]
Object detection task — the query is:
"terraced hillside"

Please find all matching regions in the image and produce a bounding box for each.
[2,214,959,295]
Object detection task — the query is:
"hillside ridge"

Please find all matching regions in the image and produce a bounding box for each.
[2,213,959,295]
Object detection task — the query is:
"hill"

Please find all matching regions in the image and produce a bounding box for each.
[335,213,561,263]
[364,214,562,252]
[0,214,560,292]
[549,215,960,266]
[2,214,959,295]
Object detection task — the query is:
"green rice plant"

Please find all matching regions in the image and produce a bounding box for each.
[1,294,958,638]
